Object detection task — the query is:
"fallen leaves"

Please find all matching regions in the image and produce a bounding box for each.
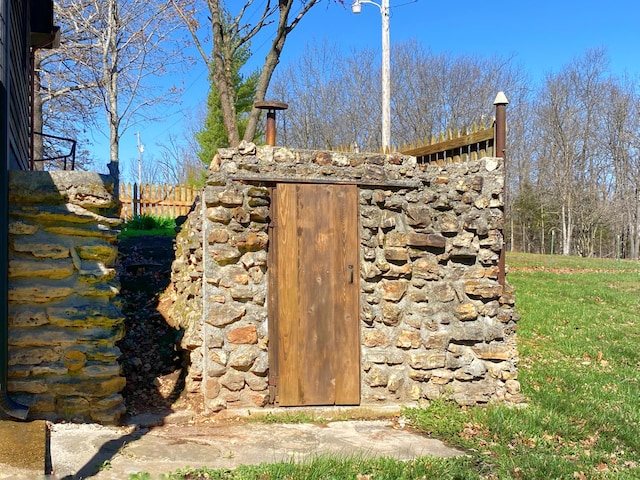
[459,422,489,440]
[117,235,188,416]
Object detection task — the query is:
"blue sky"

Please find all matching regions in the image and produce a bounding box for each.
[113,0,640,183]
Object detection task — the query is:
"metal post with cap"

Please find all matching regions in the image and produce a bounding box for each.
[255,101,288,146]
[352,0,390,152]
[493,91,509,286]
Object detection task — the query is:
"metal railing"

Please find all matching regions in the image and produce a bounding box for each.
[32,132,77,171]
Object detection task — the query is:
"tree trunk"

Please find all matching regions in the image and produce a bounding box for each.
[243,3,294,143]
[632,187,640,259]
[510,217,514,252]
[209,1,240,146]
[106,0,120,189]
[562,203,573,255]
[32,56,44,167]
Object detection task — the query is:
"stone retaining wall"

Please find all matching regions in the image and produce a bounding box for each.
[7,170,125,424]
[162,143,522,412]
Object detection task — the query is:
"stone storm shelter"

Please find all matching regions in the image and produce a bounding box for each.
[162,143,523,413]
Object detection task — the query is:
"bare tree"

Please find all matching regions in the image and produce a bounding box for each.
[157,132,206,186]
[271,39,528,152]
[603,77,640,259]
[270,40,378,150]
[170,0,341,147]
[38,0,189,181]
[534,49,612,256]
[34,1,103,169]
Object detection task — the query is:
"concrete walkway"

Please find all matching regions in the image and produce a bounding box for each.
[1,408,465,479]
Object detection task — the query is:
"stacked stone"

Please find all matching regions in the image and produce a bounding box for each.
[7,171,125,423]
[358,159,520,405]
[162,200,204,398]
[199,173,271,412]
[164,142,522,412]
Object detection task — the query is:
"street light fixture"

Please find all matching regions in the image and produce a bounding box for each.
[352,0,391,152]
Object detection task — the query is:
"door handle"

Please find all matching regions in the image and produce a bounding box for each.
[348,264,354,284]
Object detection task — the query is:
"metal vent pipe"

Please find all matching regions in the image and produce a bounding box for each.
[254,101,288,146]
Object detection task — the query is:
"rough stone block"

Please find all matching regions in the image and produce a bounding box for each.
[8,309,49,327]
[409,352,446,370]
[406,233,446,248]
[429,369,454,385]
[384,247,408,262]
[229,345,258,370]
[381,280,408,302]
[245,373,268,392]
[450,318,504,342]
[464,280,503,299]
[422,331,449,349]
[363,330,391,348]
[220,370,245,391]
[367,366,389,387]
[11,240,69,259]
[206,303,245,327]
[211,244,241,265]
[452,379,495,405]
[381,301,402,326]
[205,378,221,399]
[472,343,513,361]
[227,325,258,344]
[249,206,270,222]
[218,189,244,206]
[384,231,407,247]
[411,256,441,281]
[206,206,231,223]
[235,232,268,252]
[9,220,39,235]
[9,259,74,279]
[396,330,421,349]
[454,303,478,321]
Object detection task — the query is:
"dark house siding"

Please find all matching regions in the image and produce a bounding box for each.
[8,0,30,170]
[2,0,30,171]
[1,0,9,170]
[3,0,40,420]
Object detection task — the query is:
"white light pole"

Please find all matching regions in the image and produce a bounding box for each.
[352,0,390,152]
[136,131,144,187]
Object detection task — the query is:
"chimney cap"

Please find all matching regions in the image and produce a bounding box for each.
[255,101,288,111]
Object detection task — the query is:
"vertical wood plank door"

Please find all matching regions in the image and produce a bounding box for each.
[273,183,360,406]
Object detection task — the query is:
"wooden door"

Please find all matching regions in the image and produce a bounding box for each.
[269,183,360,406]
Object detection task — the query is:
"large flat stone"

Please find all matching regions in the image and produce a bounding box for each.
[0,419,47,475]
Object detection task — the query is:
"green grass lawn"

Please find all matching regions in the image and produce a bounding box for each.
[132,253,640,480]
[119,214,178,238]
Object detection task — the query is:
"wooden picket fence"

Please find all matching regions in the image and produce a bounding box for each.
[119,183,198,220]
[400,120,495,165]
[335,120,495,165]
[336,93,509,166]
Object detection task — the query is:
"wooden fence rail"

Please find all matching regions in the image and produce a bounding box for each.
[337,93,508,168]
[119,183,198,220]
[399,121,495,165]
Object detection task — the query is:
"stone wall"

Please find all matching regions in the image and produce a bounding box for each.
[7,170,125,424]
[162,143,522,413]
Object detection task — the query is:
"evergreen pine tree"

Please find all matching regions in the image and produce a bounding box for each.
[196,39,258,165]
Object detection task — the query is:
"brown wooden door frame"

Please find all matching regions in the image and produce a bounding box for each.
[268,183,360,406]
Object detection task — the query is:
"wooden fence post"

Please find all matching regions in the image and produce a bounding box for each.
[133,182,139,217]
